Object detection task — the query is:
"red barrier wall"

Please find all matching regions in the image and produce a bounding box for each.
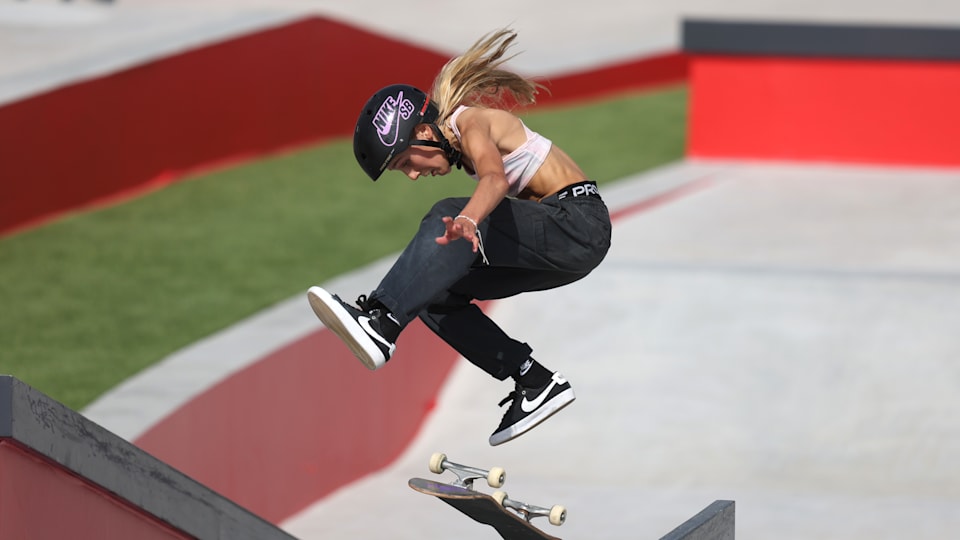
[0,440,190,539]
[540,52,688,105]
[0,17,448,236]
[688,56,960,166]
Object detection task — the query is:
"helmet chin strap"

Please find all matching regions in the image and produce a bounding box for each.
[411,124,463,170]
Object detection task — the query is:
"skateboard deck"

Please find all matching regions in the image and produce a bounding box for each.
[409,477,562,540]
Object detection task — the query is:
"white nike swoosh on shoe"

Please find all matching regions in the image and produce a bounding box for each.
[358,316,394,350]
[520,374,566,413]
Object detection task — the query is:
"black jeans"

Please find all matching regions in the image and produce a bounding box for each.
[371,187,611,380]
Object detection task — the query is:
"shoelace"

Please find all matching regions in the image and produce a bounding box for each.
[475,228,489,265]
[356,294,373,312]
[498,385,524,408]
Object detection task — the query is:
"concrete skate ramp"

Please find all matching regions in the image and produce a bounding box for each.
[283,160,960,539]
[0,375,293,540]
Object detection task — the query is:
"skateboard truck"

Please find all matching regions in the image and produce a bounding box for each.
[493,490,567,526]
[414,453,567,539]
[429,452,506,489]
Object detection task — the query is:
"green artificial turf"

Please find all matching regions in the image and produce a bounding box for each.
[0,85,687,409]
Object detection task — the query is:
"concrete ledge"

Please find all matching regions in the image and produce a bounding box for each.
[661,500,735,540]
[0,375,293,540]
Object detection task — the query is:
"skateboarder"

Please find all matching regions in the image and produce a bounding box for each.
[308,28,611,446]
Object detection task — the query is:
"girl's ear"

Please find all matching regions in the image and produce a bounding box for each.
[414,123,436,141]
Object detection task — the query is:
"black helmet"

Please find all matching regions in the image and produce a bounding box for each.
[353,84,439,181]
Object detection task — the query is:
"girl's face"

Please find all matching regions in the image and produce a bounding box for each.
[387,123,453,180]
[388,145,451,180]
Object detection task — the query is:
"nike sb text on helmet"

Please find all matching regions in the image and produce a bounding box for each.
[353,84,438,181]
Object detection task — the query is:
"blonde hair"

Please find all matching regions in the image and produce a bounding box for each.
[429,29,546,127]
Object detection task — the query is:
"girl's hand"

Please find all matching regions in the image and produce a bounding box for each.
[436,215,480,253]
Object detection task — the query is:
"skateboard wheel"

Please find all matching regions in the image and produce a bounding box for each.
[492,491,508,506]
[549,505,566,526]
[487,466,506,488]
[428,453,447,474]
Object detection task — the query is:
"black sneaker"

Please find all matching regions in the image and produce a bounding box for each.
[307,286,398,370]
[489,372,575,446]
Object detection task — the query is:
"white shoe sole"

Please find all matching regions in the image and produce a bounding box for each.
[489,387,576,446]
[307,286,386,370]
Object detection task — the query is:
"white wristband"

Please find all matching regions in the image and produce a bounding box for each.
[453,215,489,265]
[454,214,479,230]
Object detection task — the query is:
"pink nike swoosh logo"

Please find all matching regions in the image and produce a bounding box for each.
[377,91,403,147]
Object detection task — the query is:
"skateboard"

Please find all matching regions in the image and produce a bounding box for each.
[409,452,566,540]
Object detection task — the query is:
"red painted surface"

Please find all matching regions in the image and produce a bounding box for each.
[538,52,688,106]
[134,319,461,524]
[0,439,190,539]
[688,55,960,165]
[0,17,448,237]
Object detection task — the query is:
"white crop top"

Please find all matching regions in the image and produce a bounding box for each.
[448,106,552,197]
